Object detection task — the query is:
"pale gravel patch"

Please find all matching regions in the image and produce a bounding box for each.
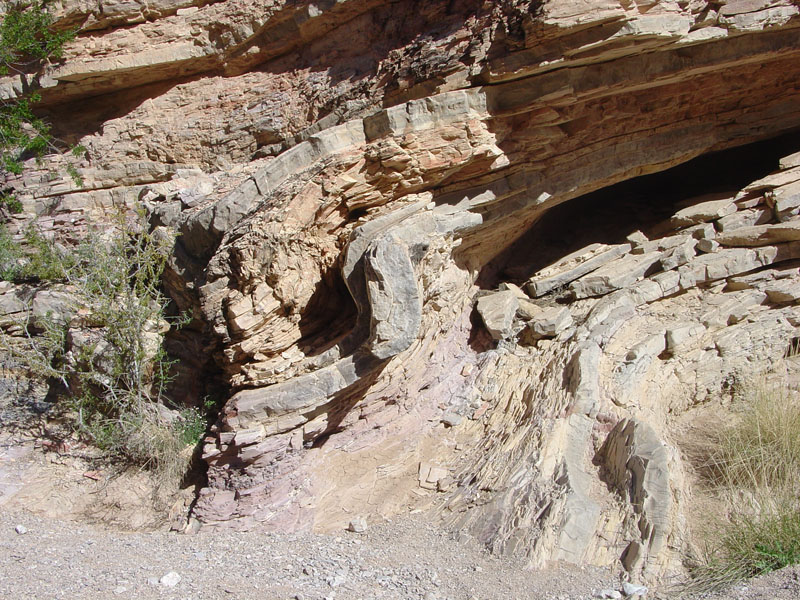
[0,508,622,600]
[2,494,800,600]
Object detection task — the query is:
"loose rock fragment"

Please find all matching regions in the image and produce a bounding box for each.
[696,238,720,253]
[347,517,368,533]
[441,411,463,427]
[716,208,771,231]
[659,237,697,270]
[665,323,706,353]
[528,306,573,338]
[764,279,800,303]
[595,590,622,599]
[669,195,736,227]
[622,582,648,597]
[418,463,449,490]
[517,297,543,320]
[160,572,181,587]
[476,290,519,340]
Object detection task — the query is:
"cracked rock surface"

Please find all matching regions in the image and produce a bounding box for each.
[2,0,800,589]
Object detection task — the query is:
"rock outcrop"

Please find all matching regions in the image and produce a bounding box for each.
[3,0,800,584]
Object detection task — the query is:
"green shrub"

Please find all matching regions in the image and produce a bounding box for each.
[721,508,800,576]
[1,1,75,176]
[0,192,22,213]
[0,0,72,71]
[0,209,203,486]
[0,223,73,282]
[0,222,22,279]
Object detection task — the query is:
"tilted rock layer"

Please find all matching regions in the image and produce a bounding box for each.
[3,0,800,582]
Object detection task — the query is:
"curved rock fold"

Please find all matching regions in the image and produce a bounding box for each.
[4,0,800,583]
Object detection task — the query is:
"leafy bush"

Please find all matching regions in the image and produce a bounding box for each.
[0,0,72,72]
[0,1,81,212]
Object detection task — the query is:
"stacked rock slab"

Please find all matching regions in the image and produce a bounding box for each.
[2,0,800,584]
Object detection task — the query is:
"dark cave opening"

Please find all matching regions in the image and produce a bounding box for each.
[497,131,800,285]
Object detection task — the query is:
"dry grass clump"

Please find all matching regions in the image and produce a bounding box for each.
[703,384,800,493]
[86,400,203,490]
[687,381,800,591]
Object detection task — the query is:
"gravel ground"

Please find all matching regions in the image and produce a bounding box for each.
[3,507,800,600]
[1,409,798,600]
[0,508,624,600]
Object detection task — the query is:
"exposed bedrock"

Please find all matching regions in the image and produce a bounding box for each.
[4,0,800,583]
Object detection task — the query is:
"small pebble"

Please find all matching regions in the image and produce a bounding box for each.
[348,517,368,533]
[14,524,27,535]
[160,571,181,587]
[622,582,648,597]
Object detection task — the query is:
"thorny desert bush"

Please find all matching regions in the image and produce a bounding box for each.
[0,209,203,486]
[0,224,73,282]
[687,382,800,591]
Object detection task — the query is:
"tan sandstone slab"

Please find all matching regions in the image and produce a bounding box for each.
[716,221,800,247]
[527,243,631,297]
[668,195,737,228]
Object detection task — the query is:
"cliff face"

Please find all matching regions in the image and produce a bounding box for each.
[3,0,800,580]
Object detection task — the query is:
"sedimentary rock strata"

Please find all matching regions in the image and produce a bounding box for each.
[3,0,800,583]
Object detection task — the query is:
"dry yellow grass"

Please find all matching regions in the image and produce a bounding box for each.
[686,380,800,592]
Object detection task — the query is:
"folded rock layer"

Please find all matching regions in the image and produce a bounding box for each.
[3,0,800,582]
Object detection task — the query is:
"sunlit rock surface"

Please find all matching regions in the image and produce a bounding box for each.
[3,0,800,582]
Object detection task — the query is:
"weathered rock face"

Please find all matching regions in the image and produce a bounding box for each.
[4,0,800,582]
